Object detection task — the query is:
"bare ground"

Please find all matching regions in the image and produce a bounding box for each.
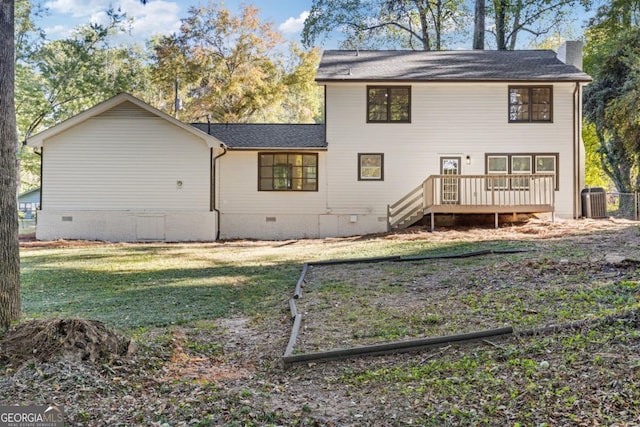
[3,218,640,426]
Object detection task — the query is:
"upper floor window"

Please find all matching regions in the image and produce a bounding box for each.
[509,86,552,122]
[258,153,318,191]
[367,86,411,123]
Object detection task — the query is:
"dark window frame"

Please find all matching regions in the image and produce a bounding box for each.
[258,152,319,192]
[358,153,384,181]
[485,153,559,190]
[508,86,553,123]
[367,86,411,123]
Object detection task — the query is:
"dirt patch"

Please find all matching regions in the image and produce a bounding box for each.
[0,319,134,367]
[162,328,253,383]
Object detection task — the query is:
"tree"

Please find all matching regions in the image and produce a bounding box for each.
[254,44,323,123]
[151,1,285,123]
[488,0,593,50]
[582,0,640,199]
[1,0,21,330]
[302,0,467,51]
[583,28,640,195]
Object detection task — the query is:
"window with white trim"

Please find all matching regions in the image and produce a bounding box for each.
[486,153,559,190]
[487,155,509,190]
[511,155,532,189]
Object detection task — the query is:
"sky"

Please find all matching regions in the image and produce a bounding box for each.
[38,0,317,46]
[36,0,600,50]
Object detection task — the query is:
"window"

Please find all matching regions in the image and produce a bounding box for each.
[535,155,556,175]
[486,153,559,190]
[487,155,508,190]
[367,86,411,123]
[258,153,318,191]
[509,86,552,122]
[511,155,532,189]
[358,153,384,181]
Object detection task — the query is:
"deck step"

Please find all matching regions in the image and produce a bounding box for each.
[393,212,424,229]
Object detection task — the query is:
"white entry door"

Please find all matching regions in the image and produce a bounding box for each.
[440,157,461,204]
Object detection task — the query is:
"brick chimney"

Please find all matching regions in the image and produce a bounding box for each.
[557,41,583,71]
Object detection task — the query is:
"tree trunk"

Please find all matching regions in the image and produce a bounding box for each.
[434,0,442,50]
[417,3,431,50]
[0,0,22,330]
[495,0,507,50]
[473,0,485,49]
[508,0,522,51]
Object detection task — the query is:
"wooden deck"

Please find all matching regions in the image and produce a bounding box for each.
[388,174,556,230]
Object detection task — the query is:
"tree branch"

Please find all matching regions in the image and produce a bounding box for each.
[347,21,427,46]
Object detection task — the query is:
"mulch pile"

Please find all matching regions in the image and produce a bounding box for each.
[0,318,135,368]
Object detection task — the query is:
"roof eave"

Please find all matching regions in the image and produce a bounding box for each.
[227,146,328,151]
[27,93,225,149]
[316,77,593,84]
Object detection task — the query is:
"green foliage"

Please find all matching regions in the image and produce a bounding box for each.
[255,44,323,123]
[583,21,640,193]
[583,122,611,189]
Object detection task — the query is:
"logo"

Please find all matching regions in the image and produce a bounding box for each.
[0,405,64,427]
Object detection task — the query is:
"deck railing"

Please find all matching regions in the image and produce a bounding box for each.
[388,174,556,230]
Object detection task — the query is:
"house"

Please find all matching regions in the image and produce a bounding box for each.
[27,41,591,242]
[18,187,40,219]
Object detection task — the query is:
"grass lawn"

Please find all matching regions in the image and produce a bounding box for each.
[21,243,300,330]
[10,220,640,426]
[19,238,468,331]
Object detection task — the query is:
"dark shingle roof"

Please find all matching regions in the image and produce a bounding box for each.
[190,123,326,149]
[316,50,592,82]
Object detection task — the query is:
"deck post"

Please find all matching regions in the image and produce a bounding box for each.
[494,212,498,228]
[431,211,435,231]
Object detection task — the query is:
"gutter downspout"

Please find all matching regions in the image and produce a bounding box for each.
[35,148,42,211]
[573,82,580,218]
[212,143,228,240]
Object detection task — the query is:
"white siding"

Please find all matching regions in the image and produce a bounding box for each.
[38,101,216,242]
[217,151,392,239]
[217,151,331,239]
[325,82,579,219]
[42,102,211,211]
[218,151,327,215]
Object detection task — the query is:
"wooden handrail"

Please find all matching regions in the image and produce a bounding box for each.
[388,174,556,230]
